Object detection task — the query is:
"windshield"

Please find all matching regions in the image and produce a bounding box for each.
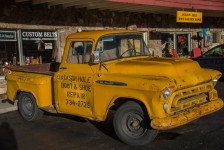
[96,34,151,61]
[203,44,224,57]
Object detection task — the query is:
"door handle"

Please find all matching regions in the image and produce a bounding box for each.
[60,67,67,70]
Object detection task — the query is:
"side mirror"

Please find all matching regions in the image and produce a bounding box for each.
[92,51,100,64]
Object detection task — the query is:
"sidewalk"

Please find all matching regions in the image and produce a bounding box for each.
[0,95,17,114]
[0,77,17,114]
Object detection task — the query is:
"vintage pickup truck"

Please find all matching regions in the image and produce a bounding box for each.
[6,30,223,146]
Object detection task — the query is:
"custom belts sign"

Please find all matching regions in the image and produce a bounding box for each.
[176,11,202,23]
[21,30,57,41]
[0,30,17,41]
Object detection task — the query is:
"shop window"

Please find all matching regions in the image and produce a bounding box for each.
[21,30,57,64]
[176,34,189,57]
[0,41,19,63]
[0,30,19,75]
[22,40,55,64]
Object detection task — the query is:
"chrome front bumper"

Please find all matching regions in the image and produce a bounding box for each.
[151,98,223,130]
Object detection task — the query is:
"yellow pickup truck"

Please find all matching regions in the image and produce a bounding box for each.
[6,30,223,146]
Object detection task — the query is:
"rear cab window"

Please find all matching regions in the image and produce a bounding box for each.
[67,41,92,64]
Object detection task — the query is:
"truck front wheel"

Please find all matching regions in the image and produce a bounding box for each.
[18,93,43,121]
[113,101,158,146]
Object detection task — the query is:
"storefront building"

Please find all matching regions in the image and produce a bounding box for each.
[0,27,58,75]
[0,30,18,64]
[21,29,57,64]
[0,0,224,67]
[148,28,224,58]
[0,0,223,95]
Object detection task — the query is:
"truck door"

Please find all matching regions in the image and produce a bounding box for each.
[54,39,94,119]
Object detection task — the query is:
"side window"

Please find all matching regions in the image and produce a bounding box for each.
[221,45,224,54]
[67,41,92,64]
[205,47,222,56]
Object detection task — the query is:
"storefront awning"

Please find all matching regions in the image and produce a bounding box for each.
[15,0,224,17]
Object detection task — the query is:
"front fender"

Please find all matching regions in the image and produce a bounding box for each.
[93,74,175,121]
[203,68,222,79]
[134,75,177,91]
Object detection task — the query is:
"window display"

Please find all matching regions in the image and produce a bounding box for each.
[161,33,174,57]
[21,29,57,64]
[176,34,189,56]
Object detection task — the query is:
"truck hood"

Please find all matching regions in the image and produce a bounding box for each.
[106,57,212,89]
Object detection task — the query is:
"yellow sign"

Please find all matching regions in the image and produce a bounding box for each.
[176,11,202,23]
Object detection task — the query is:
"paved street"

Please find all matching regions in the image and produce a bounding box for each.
[0,80,224,150]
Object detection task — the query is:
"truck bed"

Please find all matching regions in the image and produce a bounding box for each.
[8,63,56,76]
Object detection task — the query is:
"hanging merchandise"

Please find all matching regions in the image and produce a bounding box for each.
[202,28,212,47]
[161,33,174,57]
[176,34,189,56]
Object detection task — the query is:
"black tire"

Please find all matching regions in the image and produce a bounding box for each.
[113,101,158,146]
[18,92,43,121]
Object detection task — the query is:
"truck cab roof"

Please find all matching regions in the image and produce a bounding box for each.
[67,30,140,40]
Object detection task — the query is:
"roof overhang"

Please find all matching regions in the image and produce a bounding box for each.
[15,0,224,17]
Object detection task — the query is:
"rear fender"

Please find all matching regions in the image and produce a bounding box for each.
[6,71,53,107]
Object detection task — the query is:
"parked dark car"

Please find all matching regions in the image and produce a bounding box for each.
[192,44,224,77]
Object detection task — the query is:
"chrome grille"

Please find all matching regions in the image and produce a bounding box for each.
[169,82,213,114]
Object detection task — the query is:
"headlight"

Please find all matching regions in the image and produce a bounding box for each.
[213,78,218,86]
[163,88,171,99]
[163,103,169,112]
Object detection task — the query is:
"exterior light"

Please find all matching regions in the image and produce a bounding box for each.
[163,103,169,112]
[163,88,171,99]
[213,78,218,86]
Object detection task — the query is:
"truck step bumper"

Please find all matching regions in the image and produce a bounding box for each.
[151,98,223,130]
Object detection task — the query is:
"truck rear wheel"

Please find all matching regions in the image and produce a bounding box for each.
[113,101,158,146]
[18,93,43,121]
